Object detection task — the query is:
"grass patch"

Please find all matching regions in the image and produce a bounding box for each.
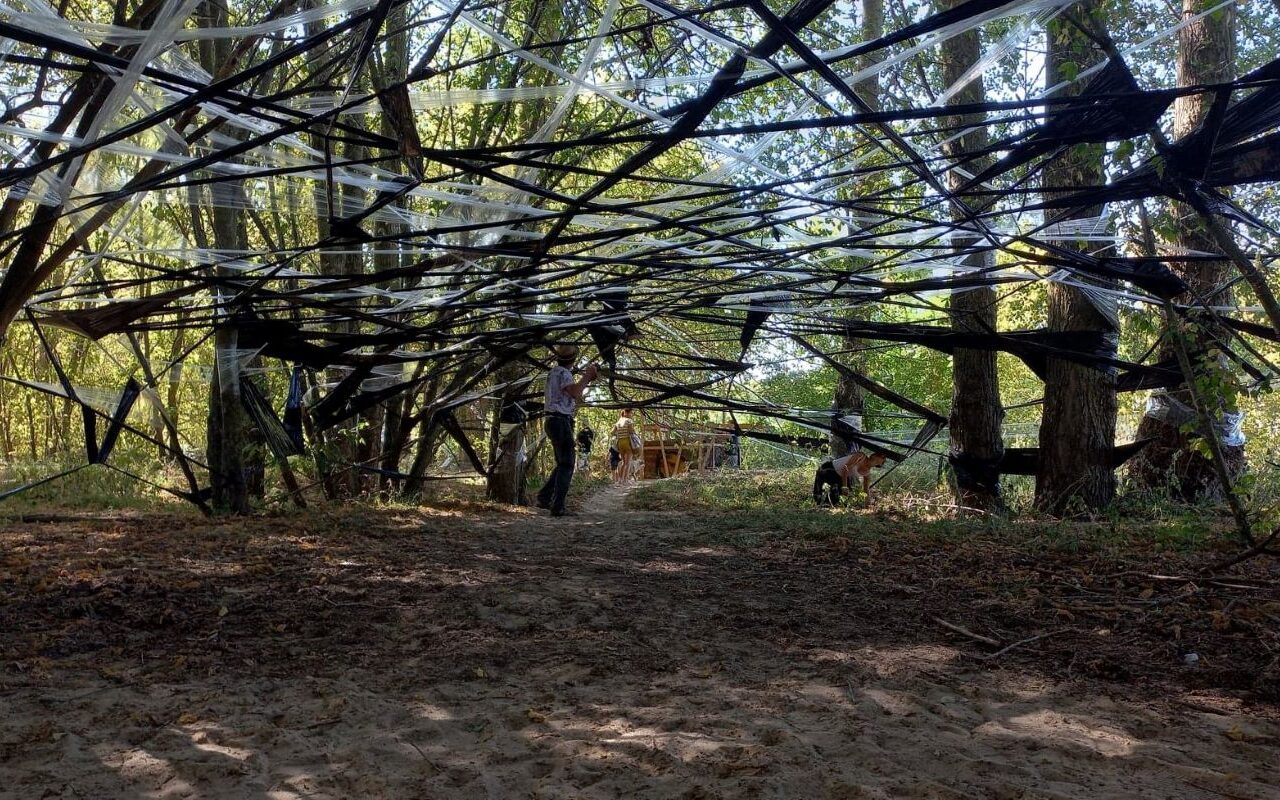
[627,469,1236,553]
[626,468,817,513]
[0,461,181,514]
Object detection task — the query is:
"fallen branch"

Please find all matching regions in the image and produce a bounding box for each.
[975,629,1069,660]
[1173,697,1233,716]
[1109,572,1278,589]
[1204,527,1280,574]
[932,617,1001,648]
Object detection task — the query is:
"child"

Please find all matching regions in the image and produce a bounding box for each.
[813,449,888,506]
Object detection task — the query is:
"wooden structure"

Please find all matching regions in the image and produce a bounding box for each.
[637,423,738,479]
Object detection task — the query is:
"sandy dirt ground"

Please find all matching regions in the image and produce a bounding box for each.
[2,484,1278,799]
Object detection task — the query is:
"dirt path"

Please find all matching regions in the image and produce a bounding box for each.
[1,495,1277,799]
[580,480,636,515]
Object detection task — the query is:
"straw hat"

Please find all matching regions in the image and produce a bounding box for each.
[552,343,580,361]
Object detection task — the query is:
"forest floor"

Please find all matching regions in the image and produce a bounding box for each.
[2,478,1279,799]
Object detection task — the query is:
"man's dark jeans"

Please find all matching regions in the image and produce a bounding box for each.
[537,414,575,513]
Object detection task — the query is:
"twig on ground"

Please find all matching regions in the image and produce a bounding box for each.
[1108,572,1278,590]
[932,617,1001,648]
[1204,527,1280,574]
[975,629,1070,660]
[1174,697,1232,716]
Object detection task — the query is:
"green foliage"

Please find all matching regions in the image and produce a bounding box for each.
[626,469,1233,551]
[0,462,177,513]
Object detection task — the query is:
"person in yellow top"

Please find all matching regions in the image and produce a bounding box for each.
[612,408,639,483]
[813,449,888,506]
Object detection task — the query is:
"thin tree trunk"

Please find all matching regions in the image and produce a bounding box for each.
[939,0,1004,512]
[404,412,445,497]
[831,0,883,457]
[0,362,10,457]
[304,2,360,499]
[163,313,189,460]
[486,361,527,504]
[368,8,411,494]
[200,0,251,514]
[25,387,37,461]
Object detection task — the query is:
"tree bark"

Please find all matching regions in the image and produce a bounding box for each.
[1130,0,1244,499]
[830,0,883,457]
[372,7,411,493]
[303,1,365,499]
[404,412,445,498]
[939,0,1004,512]
[200,0,252,514]
[486,362,528,504]
[1035,11,1118,515]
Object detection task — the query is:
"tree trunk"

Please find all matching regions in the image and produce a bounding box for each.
[1035,11,1118,515]
[207,330,251,513]
[372,9,411,493]
[486,362,528,504]
[939,0,1004,512]
[302,5,365,499]
[1130,0,1244,499]
[830,0,883,457]
[404,412,445,497]
[200,0,252,514]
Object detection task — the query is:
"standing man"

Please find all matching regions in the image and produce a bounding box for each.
[536,344,599,516]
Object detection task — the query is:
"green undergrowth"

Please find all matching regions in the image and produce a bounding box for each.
[625,469,1236,554]
[0,460,181,515]
[0,456,1239,560]
[0,459,614,518]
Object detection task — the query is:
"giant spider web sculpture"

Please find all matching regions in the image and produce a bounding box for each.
[1,0,1278,508]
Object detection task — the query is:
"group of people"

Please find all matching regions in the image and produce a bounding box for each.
[534,343,888,517]
[573,411,639,483]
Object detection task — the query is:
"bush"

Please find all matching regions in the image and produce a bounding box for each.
[0,459,174,512]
